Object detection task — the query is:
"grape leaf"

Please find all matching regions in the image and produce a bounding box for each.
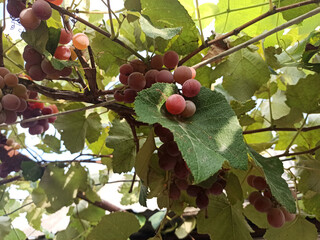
[4,228,26,240]
[106,119,136,173]
[46,27,60,55]
[243,204,269,229]
[250,149,296,213]
[135,129,156,183]
[21,22,49,53]
[303,191,320,221]
[264,216,318,240]
[297,155,320,193]
[280,0,317,21]
[139,15,182,40]
[54,103,103,153]
[134,83,248,183]
[197,195,252,240]
[141,0,199,54]
[87,212,140,240]
[38,163,87,213]
[21,161,44,182]
[0,216,11,238]
[286,73,320,113]
[212,48,270,101]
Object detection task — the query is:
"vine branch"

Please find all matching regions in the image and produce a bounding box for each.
[274,144,320,158]
[180,0,320,66]
[191,7,320,69]
[242,124,320,134]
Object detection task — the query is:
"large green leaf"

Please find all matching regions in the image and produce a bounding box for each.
[21,22,49,53]
[4,229,26,240]
[38,163,87,212]
[212,48,270,101]
[87,212,140,240]
[141,0,199,54]
[297,154,320,193]
[21,161,44,182]
[134,83,248,183]
[264,216,318,240]
[106,119,136,173]
[303,191,320,220]
[54,103,102,153]
[286,74,320,113]
[250,149,296,213]
[197,195,252,240]
[0,216,11,238]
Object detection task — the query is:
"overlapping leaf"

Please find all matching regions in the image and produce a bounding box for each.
[135,83,248,183]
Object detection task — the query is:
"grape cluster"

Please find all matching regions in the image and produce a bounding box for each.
[20,91,58,135]
[115,51,201,118]
[247,174,296,228]
[155,123,227,209]
[0,67,29,124]
[0,133,23,178]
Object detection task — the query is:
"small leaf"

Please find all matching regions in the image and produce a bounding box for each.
[197,195,252,240]
[21,22,49,53]
[87,212,140,240]
[139,15,182,40]
[21,161,44,181]
[106,119,136,173]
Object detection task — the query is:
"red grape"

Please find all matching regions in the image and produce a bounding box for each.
[73,33,89,50]
[130,59,147,73]
[54,46,71,60]
[19,8,41,30]
[58,67,72,77]
[128,72,146,91]
[252,176,267,191]
[154,124,174,142]
[174,160,190,179]
[29,124,44,135]
[16,99,27,112]
[0,67,10,77]
[166,94,186,115]
[28,65,47,81]
[248,191,261,205]
[123,89,137,103]
[190,67,196,79]
[209,182,224,195]
[32,0,52,20]
[158,150,177,170]
[119,64,133,76]
[254,196,272,212]
[156,70,174,83]
[267,208,286,228]
[23,46,43,65]
[7,0,26,18]
[187,185,202,197]
[196,191,209,209]
[4,73,18,87]
[49,104,58,113]
[59,28,73,44]
[150,55,163,70]
[182,79,201,98]
[119,74,128,85]
[163,141,180,157]
[173,66,192,84]
[175,179,189,190]
[169,183,181,200]
[114,90,125,102]
[1,94,21,111]
[4,110,17,124]
[145,69,158,88]
[163,51,179,69]
[47,0,63,6]
[41,107,53,115]
[247,175,256,188]
[180,100,196,118]
[12,84,27,97]
[280,207,296,222]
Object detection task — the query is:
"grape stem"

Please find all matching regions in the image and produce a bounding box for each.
[180,0,320,66]
[191,7,320,69]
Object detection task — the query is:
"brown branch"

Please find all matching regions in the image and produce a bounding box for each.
[179,0,320,65]
[243,124,320,134]
[47,1,144,60]
[0,27,4,67]
[77,192,124,212]
[0,176,21,186]
[274,144,320,158]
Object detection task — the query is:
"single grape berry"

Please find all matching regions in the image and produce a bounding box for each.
[280,207,296,222]
[248,191,261,205]
[73,33,89,50]
[169,183,181,200]
[209,181,224,195]
[59,28,73,44]
[127,72,146,91]
[123,89,137,103]
[267,208,285,228]
[166,94,186,115]
[175,179,189,190]
[247,175,256,188]
[173,66,192,84]
[156,70,174,83]
[180,100,196,118]
[19,8,41,30]
[119,64,133,76]
[163,51,179,69]
[182,79,201,98]
[54,46,71,60]
[252,176,267,191]
[130,59,147,73]
[254,196,272,213]
[150,55,163,70]
[145,69,159,88]
[196,191,209,209]
[32,0,52,20]
[186,185,202,197]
